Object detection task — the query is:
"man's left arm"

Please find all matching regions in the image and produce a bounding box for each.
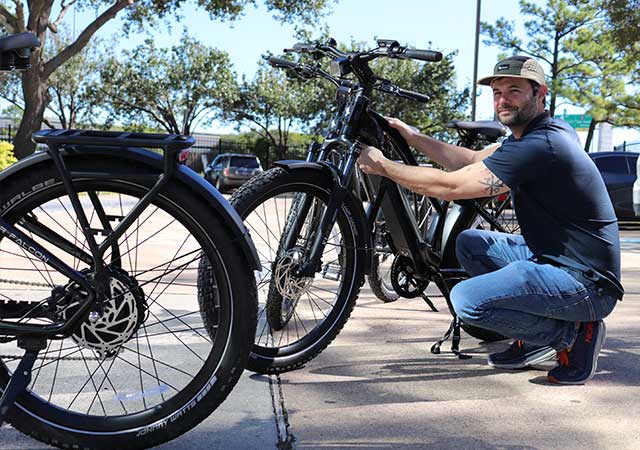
[358,146,509,201]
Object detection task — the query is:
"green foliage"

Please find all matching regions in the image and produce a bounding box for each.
[481,0,640,147]
[223,58,328,160]
[0,141,17,170]
[368,50,470,139]
[0,0,331,158]
[90,34,238,134]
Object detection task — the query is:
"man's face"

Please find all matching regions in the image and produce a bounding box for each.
[491,77,541,127]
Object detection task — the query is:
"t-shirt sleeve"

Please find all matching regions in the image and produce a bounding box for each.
[483,135,553,189]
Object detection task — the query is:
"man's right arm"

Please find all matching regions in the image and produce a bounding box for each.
[387,118,500,171]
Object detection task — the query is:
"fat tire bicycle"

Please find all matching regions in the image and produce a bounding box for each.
[221,38,520,375]
[0,33,259,450]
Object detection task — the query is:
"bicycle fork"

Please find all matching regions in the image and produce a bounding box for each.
[293,140,361,277]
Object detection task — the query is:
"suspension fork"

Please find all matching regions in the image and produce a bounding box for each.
[295,140,361,277]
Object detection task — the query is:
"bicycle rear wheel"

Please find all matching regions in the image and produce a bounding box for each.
[0,157,256,449]
[231,167,365,374]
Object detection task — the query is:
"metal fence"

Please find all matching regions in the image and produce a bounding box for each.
[188,135,309,172]
[614,141,640,153]
[0,125,310,172]
[0,125,13,142]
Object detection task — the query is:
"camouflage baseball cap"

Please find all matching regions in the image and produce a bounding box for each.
[478,55,546,87]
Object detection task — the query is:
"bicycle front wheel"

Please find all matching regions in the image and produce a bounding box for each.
[231,167,365,374]
[0,157,257,449]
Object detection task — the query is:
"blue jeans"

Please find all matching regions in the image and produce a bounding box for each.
[450,229,617,350]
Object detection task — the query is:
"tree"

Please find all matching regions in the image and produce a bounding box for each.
[224,59,327,164]
[601,0,640,54]
[368,50,470,139]
[91,34,237,134]
[0,0,332,158]
[0,29,105,129]
[481,0,640,151]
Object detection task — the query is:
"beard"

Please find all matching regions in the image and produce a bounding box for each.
[497,96,539,127]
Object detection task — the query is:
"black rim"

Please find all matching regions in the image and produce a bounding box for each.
[0,178,233,432]
[239,182,356,357]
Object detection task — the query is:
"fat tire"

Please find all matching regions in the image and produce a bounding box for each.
[0,156,257,450]
[230,167,365,374]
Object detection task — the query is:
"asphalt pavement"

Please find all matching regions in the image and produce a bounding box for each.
[3,235,640,450]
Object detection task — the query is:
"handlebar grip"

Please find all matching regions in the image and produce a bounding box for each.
[397,87,430,103]
[402,49,443,62]
[267,56,298,69]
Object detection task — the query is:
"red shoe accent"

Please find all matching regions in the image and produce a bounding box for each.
[584,322,594,344]
[557,349,570,367]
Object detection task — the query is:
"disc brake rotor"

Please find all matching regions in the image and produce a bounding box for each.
[273,248,313,321]
[58,269,147,358]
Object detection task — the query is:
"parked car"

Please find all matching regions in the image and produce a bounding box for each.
[204,153,263,193]
[589,151,639,220]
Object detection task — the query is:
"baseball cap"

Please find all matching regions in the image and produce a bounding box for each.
[477,56,546,87]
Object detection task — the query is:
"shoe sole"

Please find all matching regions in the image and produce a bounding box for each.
[488,346,557,370]
[548,321,607,385]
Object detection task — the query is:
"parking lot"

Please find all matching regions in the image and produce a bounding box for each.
[3,211,640,450]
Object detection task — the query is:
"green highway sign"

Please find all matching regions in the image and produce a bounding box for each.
[559,114,592,131]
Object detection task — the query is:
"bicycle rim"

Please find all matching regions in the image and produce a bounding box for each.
[0,177,235,434]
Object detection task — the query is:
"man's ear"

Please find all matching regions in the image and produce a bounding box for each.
[539,84,548,100]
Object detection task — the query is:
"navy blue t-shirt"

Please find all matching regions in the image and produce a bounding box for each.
[483,112,621,284]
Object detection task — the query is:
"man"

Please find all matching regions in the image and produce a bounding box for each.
[357,56,622,384]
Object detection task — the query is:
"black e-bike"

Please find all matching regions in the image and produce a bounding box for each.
[0,33,259,450]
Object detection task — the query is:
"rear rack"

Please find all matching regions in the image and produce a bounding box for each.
[32,129,195,151]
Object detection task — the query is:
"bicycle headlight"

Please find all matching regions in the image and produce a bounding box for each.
[330,57,352,77]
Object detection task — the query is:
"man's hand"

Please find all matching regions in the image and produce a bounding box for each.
[385,117,419,146]
[358,145,388,176]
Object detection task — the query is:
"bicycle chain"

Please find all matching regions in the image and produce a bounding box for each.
[0,278,51,288]
[0,353,102,361]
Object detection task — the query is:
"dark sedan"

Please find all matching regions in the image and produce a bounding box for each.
[589,151,639,220]
[204,153,263,193]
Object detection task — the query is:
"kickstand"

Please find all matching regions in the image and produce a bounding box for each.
[421,295,438,312]
[0,337,46,427]
[430,316,471,359]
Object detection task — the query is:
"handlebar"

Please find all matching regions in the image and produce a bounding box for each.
[267,55,298,70]
[400,48,442,62]
[271,38,440,104]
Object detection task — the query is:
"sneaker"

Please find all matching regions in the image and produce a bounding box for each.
[547,320,606,385]
[488,340,556,369]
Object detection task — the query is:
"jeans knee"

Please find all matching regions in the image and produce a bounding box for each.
[450,280,484,325]
[455,229,485,270]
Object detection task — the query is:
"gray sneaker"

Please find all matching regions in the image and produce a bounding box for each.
[488,340,557,369]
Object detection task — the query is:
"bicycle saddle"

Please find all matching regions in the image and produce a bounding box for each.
[446,120,507,139]
[0,32,39,52]
[0,32,39,71]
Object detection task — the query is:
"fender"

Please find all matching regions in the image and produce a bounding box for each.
[0,146,260,270]
[273,160,373,274]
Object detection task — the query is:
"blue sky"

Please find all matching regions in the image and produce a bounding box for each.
[69,0,639,144]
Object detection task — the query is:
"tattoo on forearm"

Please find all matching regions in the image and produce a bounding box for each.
[480,174,505,196]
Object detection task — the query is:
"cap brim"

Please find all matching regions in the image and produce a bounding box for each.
[477,74,546,86]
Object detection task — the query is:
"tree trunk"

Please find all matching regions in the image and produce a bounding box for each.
[583,118,597,153]
[14,68,50,159]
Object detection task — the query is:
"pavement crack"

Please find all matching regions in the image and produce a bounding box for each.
[268,372,296,450]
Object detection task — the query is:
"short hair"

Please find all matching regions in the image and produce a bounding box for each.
[529,80,546,108]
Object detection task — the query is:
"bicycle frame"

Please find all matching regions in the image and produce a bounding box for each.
[0,130,194,338]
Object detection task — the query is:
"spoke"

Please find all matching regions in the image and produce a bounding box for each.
[120,344,197,378]
[145,309,207,361]
[113,352,180,392]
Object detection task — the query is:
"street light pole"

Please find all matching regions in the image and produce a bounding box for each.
[471,0,481,121]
